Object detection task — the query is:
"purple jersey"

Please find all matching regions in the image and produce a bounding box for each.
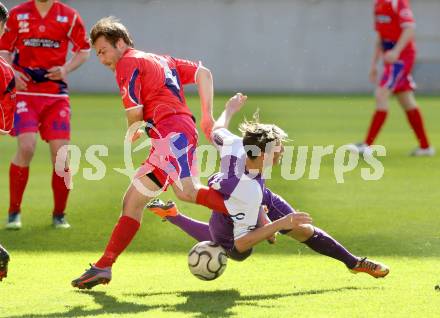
[210,128,265,239]
[208,187,295,251]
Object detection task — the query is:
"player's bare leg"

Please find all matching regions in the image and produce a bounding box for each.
[13,132,37,166]
[172,176,227,212]
[49,139,71,228]
[7,133,37,230]
[396,91,434,156]
[375,86,391,109]
[72,174,159,289]
[121,175,159,221]
[171,176,200,203]
[285,223,314,242]
[396,90,417,112]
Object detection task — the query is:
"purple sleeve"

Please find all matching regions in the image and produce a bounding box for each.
[262,188,296,221]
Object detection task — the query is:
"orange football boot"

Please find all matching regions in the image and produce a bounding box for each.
[350,257,390,278]
[146,199,178,219]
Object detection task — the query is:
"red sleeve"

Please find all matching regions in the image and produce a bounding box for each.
[398,0,415,28]
[0,77,16,134]
[0,11,18,52]
[173,58,200,85]
[116,58,143,110]
[68,12,91,52]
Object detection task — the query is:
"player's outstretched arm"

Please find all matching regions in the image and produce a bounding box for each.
[210,93,247,143]
[196,65,215,140]
[234,212,312,253]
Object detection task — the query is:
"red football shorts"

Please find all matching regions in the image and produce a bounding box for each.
[11,94,71,141]
[136,114,199,190]
[379,54,416,93]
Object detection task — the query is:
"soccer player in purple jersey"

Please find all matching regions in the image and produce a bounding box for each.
[148,93,390,278]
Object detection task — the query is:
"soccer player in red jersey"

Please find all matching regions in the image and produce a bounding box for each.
[350,0,434,156]
[72,17,229,289]
[0,1,13,281]
[0,30,15,134]
[0,0,91,229]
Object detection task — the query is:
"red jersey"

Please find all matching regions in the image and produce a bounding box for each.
[0,57,16,134]
[0,0,90,96]
[115,49,200,125]
[374,0,416,56]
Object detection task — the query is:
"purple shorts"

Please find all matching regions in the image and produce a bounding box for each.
[209,212,252,261]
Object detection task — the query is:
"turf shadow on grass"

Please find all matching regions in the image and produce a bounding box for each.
[8,287,379,318]
[128,287,379,317]
[7,291,162,318]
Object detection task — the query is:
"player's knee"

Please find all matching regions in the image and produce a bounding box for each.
[51,153,67,167]
[122,192,137,213]
[122,193,137,210]
[121,195,129,212]
[375,88,389,108]
[287,224,314,242]
[300,224,315,239]
[19,142,36,160]
[397,96,417,110]
[121,189,148,218]
[121,200,142,220]
[399,103,415,111]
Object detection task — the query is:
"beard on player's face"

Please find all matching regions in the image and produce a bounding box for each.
[94,37,125,71]
[102,52,119,71]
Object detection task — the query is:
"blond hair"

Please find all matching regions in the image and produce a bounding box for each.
[239,111,288,159]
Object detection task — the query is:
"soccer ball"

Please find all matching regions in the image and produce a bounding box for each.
[188,241,228,281]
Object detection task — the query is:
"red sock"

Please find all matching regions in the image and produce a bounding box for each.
[406,108,430,149]
[95,216,141,268]
[9,163,29,214]
[365,110,388,145]
[196,187,227,214]
[52,169,71,216]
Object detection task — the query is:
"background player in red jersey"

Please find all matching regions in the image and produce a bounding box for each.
[0,1,13,281]
[0,20,15,135]
[0,0,91,229]
[0,50,15,135]
[349,0,434,157]
[72,17,230,289]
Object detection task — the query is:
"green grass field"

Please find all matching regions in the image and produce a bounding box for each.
[0,94,439,317]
